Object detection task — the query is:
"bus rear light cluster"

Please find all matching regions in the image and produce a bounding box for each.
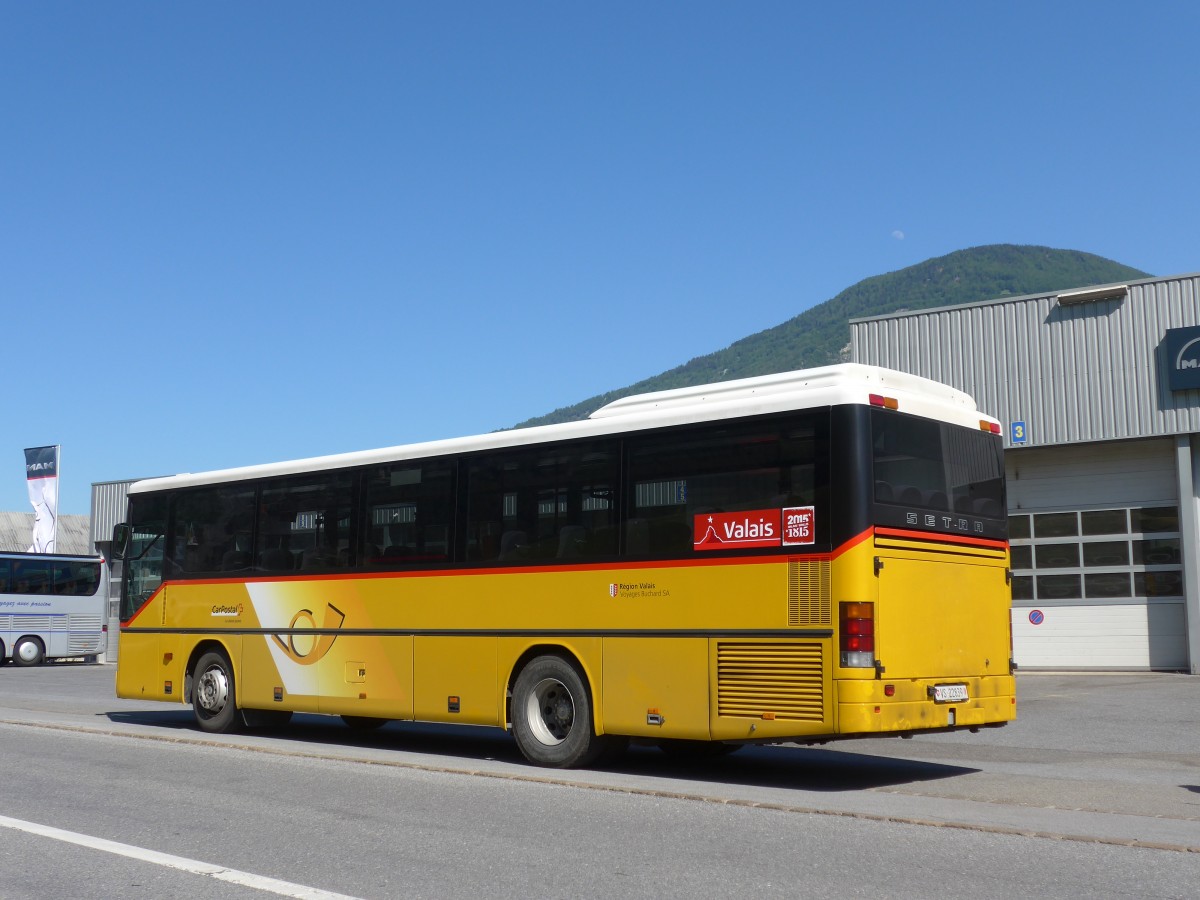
[869,394,899,410]
[979,420,1001,434]
[840,601,875,668]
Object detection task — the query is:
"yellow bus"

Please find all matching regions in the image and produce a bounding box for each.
[112,364,1014,767]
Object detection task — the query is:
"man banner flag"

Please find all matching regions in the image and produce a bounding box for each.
[24,445,60,553]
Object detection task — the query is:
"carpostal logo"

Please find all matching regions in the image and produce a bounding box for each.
[211,604,243,617]
[270,603,346,666]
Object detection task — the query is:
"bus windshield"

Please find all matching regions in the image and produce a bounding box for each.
[119,493,167,622]
[870,408,1006,540]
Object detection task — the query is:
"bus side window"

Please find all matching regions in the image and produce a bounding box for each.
[168,486,257,577]
[363,460,455,568]
[626,415,828,557]
[465,441,619,565]
[257,472,355,573]
[13,560,51,595]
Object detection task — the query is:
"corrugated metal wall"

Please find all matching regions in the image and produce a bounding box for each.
[90,481,133,545]
[0,513,92,554]
[851,275,1200,446]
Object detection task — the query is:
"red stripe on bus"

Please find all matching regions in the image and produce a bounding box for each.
[122,538,889,625]
[872,526,1007,550]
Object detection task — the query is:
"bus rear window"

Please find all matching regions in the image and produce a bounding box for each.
[871,409,1005,538]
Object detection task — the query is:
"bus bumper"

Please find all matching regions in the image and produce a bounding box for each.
[836,675,1016,734]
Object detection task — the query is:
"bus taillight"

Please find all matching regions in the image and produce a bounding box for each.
[840,601,876,668]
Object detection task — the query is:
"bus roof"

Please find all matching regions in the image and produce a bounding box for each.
[127,364,993,495]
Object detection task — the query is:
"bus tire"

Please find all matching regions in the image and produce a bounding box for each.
[192,650,241,734]
[512,655,608,768]
[13,636,45,667]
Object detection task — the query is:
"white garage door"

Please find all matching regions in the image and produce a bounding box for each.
[1006,439,1187,669]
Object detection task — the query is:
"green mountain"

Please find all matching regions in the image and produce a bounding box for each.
[516,244,1149,427]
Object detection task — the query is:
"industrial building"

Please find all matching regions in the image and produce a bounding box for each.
[853,272,1199,673]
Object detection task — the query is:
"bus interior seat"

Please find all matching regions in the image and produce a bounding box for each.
[258,548,293,571]
[924,490,949,510]
[301,549,337,570]
[499,531,527,560]
[973,499,1001,518]
[557,525,587,558]
[625,518,649,556]
[897,485,922,505]
[221,550,252,571]
[874,481,894,502]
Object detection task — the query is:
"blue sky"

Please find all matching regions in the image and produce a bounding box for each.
[4,2,1198,517]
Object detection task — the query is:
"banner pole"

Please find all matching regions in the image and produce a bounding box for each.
[53,444,61,553]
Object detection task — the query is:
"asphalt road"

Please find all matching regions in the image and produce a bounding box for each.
[0,665,1197,898]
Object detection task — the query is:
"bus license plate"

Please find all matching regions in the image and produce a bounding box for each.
[933,683,968,703]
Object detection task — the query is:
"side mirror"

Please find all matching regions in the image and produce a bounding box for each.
[111,523,131,560]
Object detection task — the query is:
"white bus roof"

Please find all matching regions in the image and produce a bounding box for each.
[128,364,994,495]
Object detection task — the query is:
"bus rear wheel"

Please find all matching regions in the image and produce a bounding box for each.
[192,650,241,734]
[512,655,611,768]
[13,636,45,667]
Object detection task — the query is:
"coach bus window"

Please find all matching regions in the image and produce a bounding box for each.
[257,472,355,572]
[52,560,101,596]
[168,485,258,577]
[625,415,827,557]
[362,460,455,567]
[871,409,1004,529]
[465,441,619,563]
[12,560,51,594]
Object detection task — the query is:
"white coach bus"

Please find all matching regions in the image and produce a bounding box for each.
[0,552,108,666]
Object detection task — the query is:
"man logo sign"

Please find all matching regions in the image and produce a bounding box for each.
[1165,325,1200,392]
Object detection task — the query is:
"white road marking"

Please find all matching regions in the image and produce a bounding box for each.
[0,813,362,899]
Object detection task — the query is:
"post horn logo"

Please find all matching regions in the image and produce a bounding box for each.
[270,603,346,665]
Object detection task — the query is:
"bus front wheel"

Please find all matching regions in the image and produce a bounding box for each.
[13,636,45,667]
[512,655,609,768]
[192,650,241,734]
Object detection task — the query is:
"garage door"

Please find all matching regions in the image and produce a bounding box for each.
[1006,439,1187,669]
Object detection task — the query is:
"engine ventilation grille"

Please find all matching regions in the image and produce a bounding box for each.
[716,642,824,721]
[788,558,831,626]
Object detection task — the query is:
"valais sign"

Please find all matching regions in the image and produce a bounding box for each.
[693,506,815,551]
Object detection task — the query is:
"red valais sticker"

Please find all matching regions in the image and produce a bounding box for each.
[693,506,816,551]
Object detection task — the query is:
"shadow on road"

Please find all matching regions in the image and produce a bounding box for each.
[102,709,977,793]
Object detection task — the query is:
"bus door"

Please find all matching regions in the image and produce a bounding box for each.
[874,550,1010,680]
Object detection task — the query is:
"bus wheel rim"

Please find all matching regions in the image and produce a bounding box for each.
[16,640,40,663]
[197,665,230,714]
[526,677,574,746]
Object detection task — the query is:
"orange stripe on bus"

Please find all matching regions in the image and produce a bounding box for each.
[872,526,1007,550]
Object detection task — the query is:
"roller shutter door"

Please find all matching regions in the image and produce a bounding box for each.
[1007,439,1187,669]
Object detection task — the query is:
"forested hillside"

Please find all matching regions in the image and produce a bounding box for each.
[516,245,1148,427]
